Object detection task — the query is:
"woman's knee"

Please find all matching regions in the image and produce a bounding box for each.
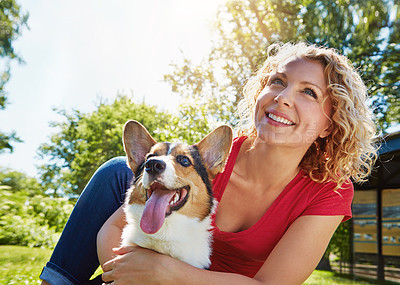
[79,156,133,205]
[96,156,130,176]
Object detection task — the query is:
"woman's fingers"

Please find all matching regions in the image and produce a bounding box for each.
[112,245,136,255]
[101,269,113,283]
[101,246,170,284]
[101,246,137,283]
[102,258,115,273]
[103,246,136,273]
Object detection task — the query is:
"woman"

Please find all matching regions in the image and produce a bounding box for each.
[41,42,377,285]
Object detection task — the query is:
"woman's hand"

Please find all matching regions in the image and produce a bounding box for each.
[101,246,175,285]
[102,246,258,285]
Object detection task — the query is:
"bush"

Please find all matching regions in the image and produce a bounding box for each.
[0,188,74,248]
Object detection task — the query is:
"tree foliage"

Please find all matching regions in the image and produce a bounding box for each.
[0,131,22,154]
[164,0,400,132]
[0,0,29,152]
[0,167,42,196]
[37,95,182,196]
[326,220,351,265]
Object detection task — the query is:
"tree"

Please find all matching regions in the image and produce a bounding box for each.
[0,0,29,152]
[37,95,180,196]
[0,131,22,154]
[164,0,400,132]
[0,167,42,196]
[326,221,352,272]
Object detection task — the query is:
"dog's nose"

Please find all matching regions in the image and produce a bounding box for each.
[145,159,166,175]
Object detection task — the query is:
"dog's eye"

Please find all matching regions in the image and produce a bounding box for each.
[176,155,192,167]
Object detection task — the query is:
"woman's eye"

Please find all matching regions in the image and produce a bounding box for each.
[176,155,192,167]
[271,78,284,86]
[304,88,317,99]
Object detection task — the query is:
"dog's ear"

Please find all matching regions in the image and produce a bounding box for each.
[196,125,233,178]
[123,120,157,172]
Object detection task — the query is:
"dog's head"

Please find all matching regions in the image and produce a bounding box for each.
[123,120,233,234]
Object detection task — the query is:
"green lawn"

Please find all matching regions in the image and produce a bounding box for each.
[304,270,377,285]
[0,245,387,285]
[0,245,52,284]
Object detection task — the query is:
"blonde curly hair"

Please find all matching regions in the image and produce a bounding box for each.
[236,42,378,188]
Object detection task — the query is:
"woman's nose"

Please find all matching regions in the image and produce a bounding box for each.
[274,88,294,108]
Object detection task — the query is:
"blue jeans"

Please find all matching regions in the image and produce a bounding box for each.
[40,157,133,285]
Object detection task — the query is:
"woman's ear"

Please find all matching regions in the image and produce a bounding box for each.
[319,123,333,139]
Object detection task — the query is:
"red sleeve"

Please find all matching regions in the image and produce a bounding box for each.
[301,180,354,222]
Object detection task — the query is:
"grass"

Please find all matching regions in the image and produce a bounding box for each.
[0,245,52,285]
[0,245,394,284]
[304,270,376,284]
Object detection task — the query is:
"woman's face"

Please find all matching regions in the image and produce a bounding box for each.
[254,57,332,149]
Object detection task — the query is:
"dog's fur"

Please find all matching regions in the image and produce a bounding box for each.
[121,120,232,269]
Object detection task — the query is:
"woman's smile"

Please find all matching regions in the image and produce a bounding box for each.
[265,110,296,127]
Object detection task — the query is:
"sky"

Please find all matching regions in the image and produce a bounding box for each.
[0,0,226,177]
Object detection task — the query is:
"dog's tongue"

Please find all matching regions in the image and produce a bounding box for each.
[140,189,175,234]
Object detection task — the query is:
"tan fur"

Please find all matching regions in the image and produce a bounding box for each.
[196,126,232,178]
[128,185,146,205]
[149,143,170,157]
[123,121,156,172]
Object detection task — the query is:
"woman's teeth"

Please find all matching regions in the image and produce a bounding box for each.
[268,113,294,125]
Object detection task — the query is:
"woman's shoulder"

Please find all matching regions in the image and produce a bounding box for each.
[296,170,353,188]
[291,170,354,200]
[278,171,353,222]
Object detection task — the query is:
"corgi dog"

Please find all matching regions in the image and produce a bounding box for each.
[121,120,232,269]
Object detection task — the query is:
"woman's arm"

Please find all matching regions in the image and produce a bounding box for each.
[254,215,343,284]
[102,214,343,285]
[96,205,127,268]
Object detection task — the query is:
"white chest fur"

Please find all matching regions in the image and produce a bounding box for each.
[121,203,214,269]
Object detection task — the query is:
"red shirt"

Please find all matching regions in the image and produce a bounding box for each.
[209,137,354,277]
